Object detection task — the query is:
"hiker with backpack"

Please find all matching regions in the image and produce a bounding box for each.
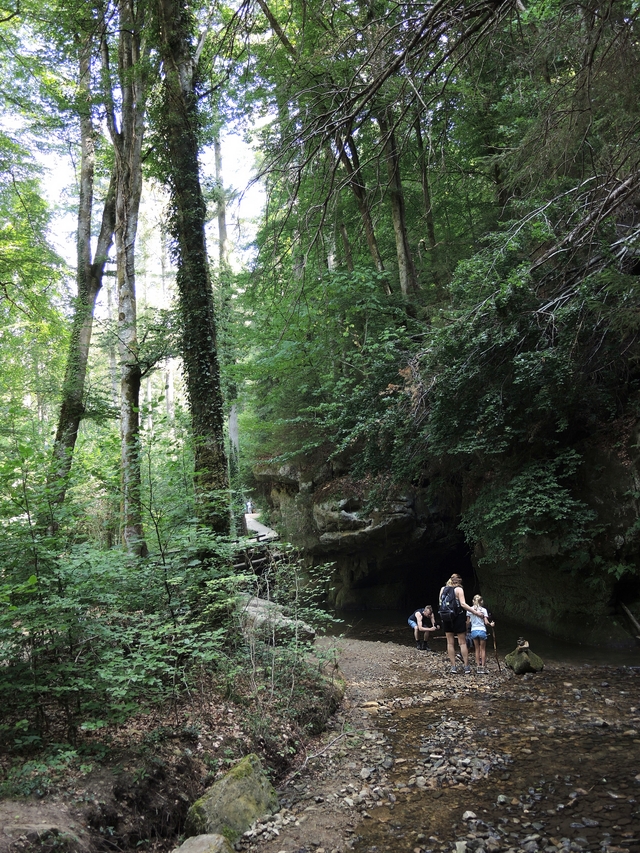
[438,573,483,674]
[408,605,439,650]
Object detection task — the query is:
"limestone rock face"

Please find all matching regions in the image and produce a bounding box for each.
[472,431,640,644]
[253,427,640,645]
[314,497,414,550]
[254,463,463,611]
[237,594,315,642]
[185,754,278,842]
[313,502,369,533]
[171,835,234,853]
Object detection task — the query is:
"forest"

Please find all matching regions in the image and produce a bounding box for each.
[1,0,640,815]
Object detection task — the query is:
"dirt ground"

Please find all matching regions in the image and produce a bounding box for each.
[239,636,509,853]
[1,636,639,853]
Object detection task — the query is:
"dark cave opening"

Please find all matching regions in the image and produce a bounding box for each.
[328,537,477,615]
[402,540,477,614]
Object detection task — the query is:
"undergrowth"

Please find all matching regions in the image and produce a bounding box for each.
[0,531,340,797]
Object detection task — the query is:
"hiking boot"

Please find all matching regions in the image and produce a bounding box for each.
[456,653,464,662]
[423,644,432,652]
[477,666,484,674]
[464,665,471,675]
[450,666,458,674]
[416,641,421,649]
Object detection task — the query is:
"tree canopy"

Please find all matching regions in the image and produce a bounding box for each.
[1,0,640,746]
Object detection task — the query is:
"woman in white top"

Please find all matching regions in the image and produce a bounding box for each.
[469,594,495,674]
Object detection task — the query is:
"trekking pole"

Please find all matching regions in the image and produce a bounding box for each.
[491,625,502,673]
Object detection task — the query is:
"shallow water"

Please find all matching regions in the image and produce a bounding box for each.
[330,609,639,667]
[320,611,640,852]
[345,655,640,853]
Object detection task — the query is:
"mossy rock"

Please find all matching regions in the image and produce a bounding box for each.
[505,647,544,674]
[184,754,278,843]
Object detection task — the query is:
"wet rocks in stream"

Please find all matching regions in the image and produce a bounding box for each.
[408,719,513,788]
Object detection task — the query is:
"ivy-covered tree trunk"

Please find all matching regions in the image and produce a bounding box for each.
[48,41,116,525]
[154,0,229,533]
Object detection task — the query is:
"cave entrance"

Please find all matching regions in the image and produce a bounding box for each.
[328,537,476,615]
[403,540,476,613]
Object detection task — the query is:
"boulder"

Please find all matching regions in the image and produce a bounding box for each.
[237,594,315,643]
[505,639,544,674]
[184,754,278,843]
[171,836,234,853]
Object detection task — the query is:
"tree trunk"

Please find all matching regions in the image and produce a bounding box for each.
[339,222,355,272]
[117,210,146,555]
[103,0,149,556]
[154,0,229,534]
[213,134,228,269]
[47,40,116,525]
[105,275,119,406]
[214,133,240,529]
[377,109,419,298]
[335,131,390,292]
[414,115,440,290]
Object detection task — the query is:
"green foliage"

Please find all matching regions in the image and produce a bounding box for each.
[0,533,240,741]
[423,246,590,461]
[1,0,640,771]
[459,451,598,565]
[235,546,341,745]
[234,264,421,469]
[0,746,80,798]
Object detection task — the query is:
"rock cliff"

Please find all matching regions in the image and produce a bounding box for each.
[252,431,640,648]
[253,461,471,612]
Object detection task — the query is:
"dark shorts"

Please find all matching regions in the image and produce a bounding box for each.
[442,612,467,635]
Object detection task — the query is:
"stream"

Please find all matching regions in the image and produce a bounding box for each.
[352,667,640,853]
[241,616,639,853]
[339,614,640,853]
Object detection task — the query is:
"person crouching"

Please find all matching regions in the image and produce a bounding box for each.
[408,605,439,650]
